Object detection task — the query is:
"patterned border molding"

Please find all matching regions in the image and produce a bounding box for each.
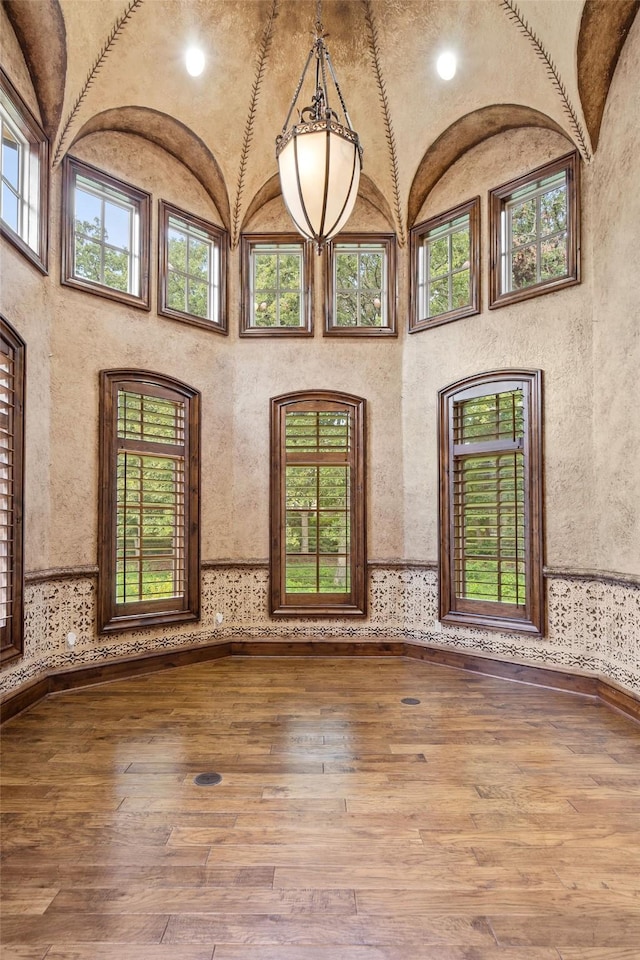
[544,566,640,588]
[26,565,99,584]
[25,561,638,586]
[52,0,145,166]
[2,565,638,703]
[499,0,591,161]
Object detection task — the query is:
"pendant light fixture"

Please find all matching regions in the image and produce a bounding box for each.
[276,0,363,251]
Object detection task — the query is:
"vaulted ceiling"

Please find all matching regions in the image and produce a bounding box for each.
[3,0,638,246]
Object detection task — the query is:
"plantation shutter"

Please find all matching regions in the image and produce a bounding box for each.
[99,371,200,633]
[0,321,24,660]
[284,406,352,598]
[452,388,526,610]
[116,388,187,608]
[270,392,366,616]
[439,371,543,634]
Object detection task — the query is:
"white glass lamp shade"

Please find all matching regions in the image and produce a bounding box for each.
[278,122,361,247]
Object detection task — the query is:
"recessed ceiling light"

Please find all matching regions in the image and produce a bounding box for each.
[436,51,457,81]
[185,46,205,77]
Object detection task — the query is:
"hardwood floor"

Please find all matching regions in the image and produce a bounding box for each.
[1,656,639,959]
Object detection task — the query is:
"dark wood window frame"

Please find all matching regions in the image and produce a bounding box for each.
[324,233,397,337]
[0,67,49,274]
[489,151,580,309]
[270,390,367,617]
[98,370,201,633]
[240,233,314,337]
[410,197,480,333]
[62,156,151,310]
[0,316,25,663]
[158,200,228,334]
[438,369,543,635]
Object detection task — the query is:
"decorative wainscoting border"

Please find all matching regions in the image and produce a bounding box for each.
[1,563,639,720]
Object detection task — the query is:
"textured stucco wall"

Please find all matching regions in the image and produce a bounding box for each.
[1,9,638,702]
[23,129,405,571]
[590,14,640,578]
[402,126,595,570]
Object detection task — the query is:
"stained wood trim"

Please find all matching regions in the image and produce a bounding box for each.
[438,369,544,636]
[157,199,228,334]
[98,369,201,633]
[61,156,151,310]
[323,233,398,337]
[1,640,638,725]
[1,676,49,723]
[0,318,25,664]
[232,640,404,657]
[544,566,640,588]
[403,642,598,695]
[1,642,231,723]
[409,197,480,333]
[269,390,367,616]
[0,67,49,274]
[240,233,314,337]
[25,566,99,583]
[489,151,580,309]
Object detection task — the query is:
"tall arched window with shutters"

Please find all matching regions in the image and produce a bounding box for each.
[98,371,200,632]
[438,370,543,634]
[0,317,25,662]
[270,391,366,616]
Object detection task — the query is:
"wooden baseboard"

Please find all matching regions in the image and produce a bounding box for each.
[403,642,600,696]
[596,678,640,723]
[1,638,638,725]
[231,639,404,658]
[1,642,231,723]
[0,676,50,724]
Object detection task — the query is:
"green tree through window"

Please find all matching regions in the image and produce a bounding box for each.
[439,370,543,635]
[270,392,366,616]
[98,372,200,633]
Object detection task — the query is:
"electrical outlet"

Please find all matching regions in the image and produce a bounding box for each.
[215,612,224,625]
[66,632,77,649]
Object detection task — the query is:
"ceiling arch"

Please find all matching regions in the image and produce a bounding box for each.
[3,0,66,137]
[407,104,571,228]
[240,172,395,239]
[577,0,639,151]
[69,106,230,230]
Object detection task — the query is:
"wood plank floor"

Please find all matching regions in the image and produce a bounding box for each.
[1,656,639,959]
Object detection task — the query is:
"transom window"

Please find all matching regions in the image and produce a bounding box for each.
[0,68,48,272]
[62,157,150,309]
[241,234,313,336]
[159,201,227,333]
[98,371,200,632]
[0,317,25,662]
[325,234,396,336]
[490,152,579,307]
[439,370,543,634]
[410,197,479,332]
[270,392,366,616]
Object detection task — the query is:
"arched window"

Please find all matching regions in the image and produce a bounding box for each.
[439,370,543,634]
[270,391,366,616]
[0,316,25,662]
[98,371,200,632]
